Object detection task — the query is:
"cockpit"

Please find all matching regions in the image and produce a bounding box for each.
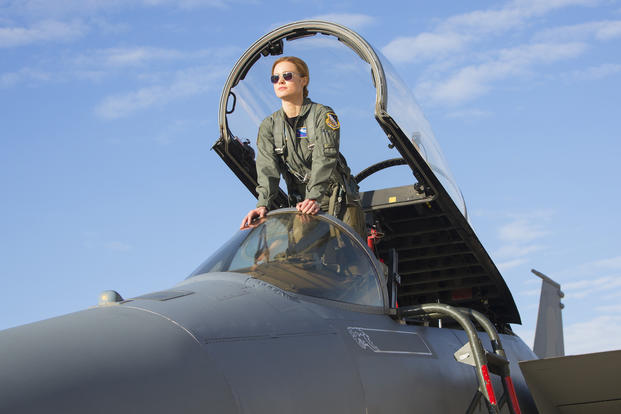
[189,210,384,308]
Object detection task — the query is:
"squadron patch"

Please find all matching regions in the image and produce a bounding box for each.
[296,127,307,138]
[325,112,340,130]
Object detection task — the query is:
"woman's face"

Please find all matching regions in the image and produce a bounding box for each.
[272,61,307,101]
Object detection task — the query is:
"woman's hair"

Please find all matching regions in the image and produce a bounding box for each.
[272,56,309,98]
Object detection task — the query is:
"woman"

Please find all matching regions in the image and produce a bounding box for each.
[240,56,365,238]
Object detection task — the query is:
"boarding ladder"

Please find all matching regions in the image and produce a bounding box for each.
[398,304,523,414]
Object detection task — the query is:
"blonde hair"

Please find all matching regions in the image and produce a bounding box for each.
[272,56,309,98]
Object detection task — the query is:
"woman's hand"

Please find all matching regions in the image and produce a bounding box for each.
[296,198,320,215]
[240,206,268,229]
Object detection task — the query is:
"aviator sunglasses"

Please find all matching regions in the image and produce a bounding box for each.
[270,72,299,84]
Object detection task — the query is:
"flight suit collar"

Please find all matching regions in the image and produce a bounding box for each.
[278,98,313,123]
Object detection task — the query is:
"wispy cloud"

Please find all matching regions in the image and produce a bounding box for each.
[381,0,605,106]
[565,314,621,354]
[562,63,621,81]
[444,108,492,120]
[487,210,552,273]
[563,275,621,299]
[497,258,528,272]
[593,256,621,269]
[382,0,599,64]
[141,0,247,10]
[77,47,180,67]
[382,32,467,64]
[95,65,224,119]
[496,243,545,259]
[0,67,51,88]
[82,232,133,252]
[4,0,246,18]
[417,41,586,105]
[103,241,133,252]
[438,0,600,35]
[0,42,238,88]
[73,47,229,67]
[596,304,621,313]
[558,255,621,280]
[309,13,376,30]
[520,288,541,297]
[535,20,621,42]
[0,19,86,48]
[499,217,550,244]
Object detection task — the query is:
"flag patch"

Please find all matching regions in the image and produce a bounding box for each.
[296,127,307,138]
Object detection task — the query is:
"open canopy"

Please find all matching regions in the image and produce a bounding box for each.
[215,20,466,216]
[212,20,521,327]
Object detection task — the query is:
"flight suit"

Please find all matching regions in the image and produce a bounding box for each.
[255,98,366,238]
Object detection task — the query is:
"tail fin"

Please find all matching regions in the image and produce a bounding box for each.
[531,269,565,358]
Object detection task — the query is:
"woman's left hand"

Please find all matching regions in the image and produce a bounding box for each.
[296,198,320,215]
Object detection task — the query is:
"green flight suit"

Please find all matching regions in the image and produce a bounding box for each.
[255,98,366,238]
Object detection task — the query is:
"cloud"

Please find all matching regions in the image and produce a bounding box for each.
[497,258,528,272]
[103,241,133,252]
[142,0,241,9]
[0,20,86,48]
[562,63,621,81]
[593,256,621,269]
[382,0,599,64]
[438,5,526,35]
[495,243,545,260]
[596,304,621,313]
[444,108,492,120]
[438,0,600,35]
[0,67,51,88]
[309,13,376,30]
[418,41,586,105]
[565,314,621,354]
[0,42,238,89]
[520,288,541,297]
[3,0,244,18]
[485,210,552,275]
[563,275,621,299]
[535,20,621,42]
[95,65,224,119]
[558,255,621,280]
[74,46,238,68]
[498,218,550,244]
[382,32,467,63]
[380,0,604,106]
[75,47,185,67]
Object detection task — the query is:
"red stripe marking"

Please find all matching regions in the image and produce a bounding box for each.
[505,376,522,414]
[481,365,497,406]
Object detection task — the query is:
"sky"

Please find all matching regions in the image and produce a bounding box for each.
[1,0,620,356]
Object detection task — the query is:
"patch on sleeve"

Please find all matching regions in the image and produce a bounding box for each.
[325,112,340,130]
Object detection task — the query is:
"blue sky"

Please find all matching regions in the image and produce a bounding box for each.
[1,0,620,356]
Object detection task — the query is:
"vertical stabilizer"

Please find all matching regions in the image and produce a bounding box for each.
[532,269,564,358]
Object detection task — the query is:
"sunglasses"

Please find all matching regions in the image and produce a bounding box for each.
[270,72,298,84]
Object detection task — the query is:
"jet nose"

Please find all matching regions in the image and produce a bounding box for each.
[0,305,238,413]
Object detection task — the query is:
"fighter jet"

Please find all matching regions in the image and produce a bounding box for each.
[2,20,594,414]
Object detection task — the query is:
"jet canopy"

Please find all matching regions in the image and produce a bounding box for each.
[189,210,385,308]
[215,20,466,216]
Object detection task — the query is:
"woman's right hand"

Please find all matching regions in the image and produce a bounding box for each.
[240,206,268,229]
